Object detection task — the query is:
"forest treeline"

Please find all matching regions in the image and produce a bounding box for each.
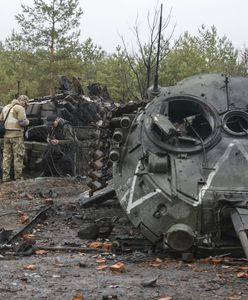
[0,0,247,104]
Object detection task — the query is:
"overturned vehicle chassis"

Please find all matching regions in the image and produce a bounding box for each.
[111,74,248,258]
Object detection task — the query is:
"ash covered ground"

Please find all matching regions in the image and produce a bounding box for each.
[0,178,247,300]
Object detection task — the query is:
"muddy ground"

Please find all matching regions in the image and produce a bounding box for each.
[0,178,247,300]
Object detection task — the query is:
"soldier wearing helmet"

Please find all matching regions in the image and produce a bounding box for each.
[0,95,29,182]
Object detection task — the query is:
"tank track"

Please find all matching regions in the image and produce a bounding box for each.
[87,100,147,196]
[87,108,113,196]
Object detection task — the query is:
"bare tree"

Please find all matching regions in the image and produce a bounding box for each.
[121,4,174,99]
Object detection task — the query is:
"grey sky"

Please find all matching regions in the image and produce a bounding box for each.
[0,0,247,53]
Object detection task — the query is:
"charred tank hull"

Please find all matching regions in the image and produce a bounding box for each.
[112,73,248,257]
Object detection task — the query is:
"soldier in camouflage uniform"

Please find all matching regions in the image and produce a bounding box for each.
[0,95,29,182]
[46,114,76,145]
[44,114,77,176]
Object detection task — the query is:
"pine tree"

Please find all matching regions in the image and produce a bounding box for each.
[15,0,83,94]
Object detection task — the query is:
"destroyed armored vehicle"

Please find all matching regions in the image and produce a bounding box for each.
[0,78,113,177]
[26,77,111,138]
[110,73,248,257]
[24,79,114,177]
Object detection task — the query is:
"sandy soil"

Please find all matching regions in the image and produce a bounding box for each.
[0,178,247,300]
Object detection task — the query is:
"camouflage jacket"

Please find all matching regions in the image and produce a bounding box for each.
[0,99,29,137]
[48,118,76,145]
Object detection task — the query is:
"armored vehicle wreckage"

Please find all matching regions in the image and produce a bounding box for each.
[0,78,113,177]
[110,73,248,257]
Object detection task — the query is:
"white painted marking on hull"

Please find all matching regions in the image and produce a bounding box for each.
[119,160,162,214]
[126,189,161,214]
[199,140,248,201]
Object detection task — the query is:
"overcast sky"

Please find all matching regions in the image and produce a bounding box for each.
[0,0,247,53]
